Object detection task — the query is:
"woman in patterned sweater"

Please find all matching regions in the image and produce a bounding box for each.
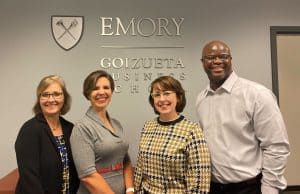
[134,76,211,194]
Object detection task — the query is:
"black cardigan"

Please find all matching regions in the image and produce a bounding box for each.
[15,113,79,194]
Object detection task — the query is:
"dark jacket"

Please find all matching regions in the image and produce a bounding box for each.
[15,113,79,194]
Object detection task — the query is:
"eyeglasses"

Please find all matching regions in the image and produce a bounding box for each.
[203,54,231,61]
[40,92,63,100]
[151,91,175,99]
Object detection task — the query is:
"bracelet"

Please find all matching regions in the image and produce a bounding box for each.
[126,187,134,193]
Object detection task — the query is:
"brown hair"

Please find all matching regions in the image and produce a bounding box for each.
[83,70,115,100]
[148,76,186,115]
[32,75,71,115]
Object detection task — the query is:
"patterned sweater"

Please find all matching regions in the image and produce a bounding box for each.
[134,115,211,194]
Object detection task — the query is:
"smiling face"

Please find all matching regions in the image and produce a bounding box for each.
[39,82,64,117]
[89,77,112,112]
[201,41,233,90]
[151,84,179,121]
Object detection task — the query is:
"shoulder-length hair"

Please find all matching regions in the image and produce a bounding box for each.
[149,76,186,115]
[32,75,71,115]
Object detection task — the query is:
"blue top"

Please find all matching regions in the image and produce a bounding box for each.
[54,135,70,194]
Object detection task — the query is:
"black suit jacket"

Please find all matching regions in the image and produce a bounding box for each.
[15,113,79,194]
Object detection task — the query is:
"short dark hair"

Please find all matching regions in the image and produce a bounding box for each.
[83,70,115,100]
[148,76,186,115]
[33,75,71,115]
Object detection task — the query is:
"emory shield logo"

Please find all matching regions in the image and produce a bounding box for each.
[51,16,84,51]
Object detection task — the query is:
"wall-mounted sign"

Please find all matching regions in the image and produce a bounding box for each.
[51,15,84,51]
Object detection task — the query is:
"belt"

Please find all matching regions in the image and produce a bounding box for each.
[97,164,123,174]
[211,173,262,192]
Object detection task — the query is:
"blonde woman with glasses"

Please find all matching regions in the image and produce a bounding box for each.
[15,75,79,194]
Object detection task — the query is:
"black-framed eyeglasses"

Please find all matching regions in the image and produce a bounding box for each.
[151,91,175,99]
[203,54,231,61]
[40,92,63,100]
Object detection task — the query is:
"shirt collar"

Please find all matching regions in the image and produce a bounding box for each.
[86,106,121,136]
[157,115,184,126]
[86,106,110,125]
[220,71,238,93]
[204,71,238,95]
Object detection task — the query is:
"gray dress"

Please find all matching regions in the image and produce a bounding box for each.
[70,107,130,194]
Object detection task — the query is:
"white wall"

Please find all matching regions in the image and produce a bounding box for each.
[1,0,300,185]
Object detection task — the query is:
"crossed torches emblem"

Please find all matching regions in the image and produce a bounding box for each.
[56,19,78,40]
